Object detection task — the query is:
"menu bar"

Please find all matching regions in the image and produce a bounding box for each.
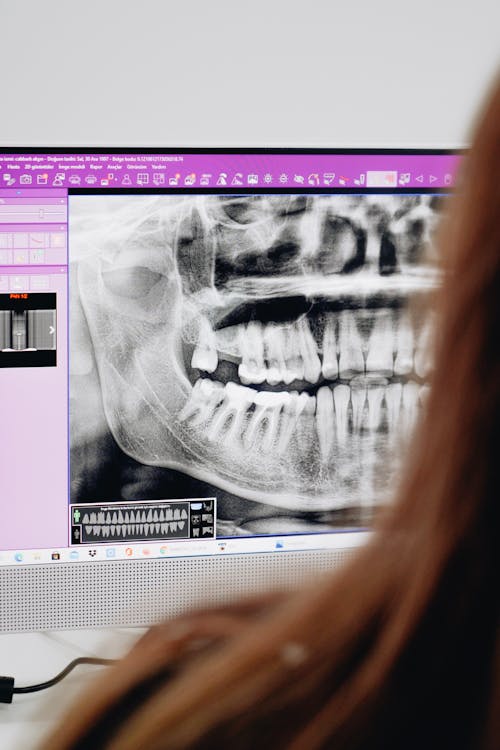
[0,152,460,190]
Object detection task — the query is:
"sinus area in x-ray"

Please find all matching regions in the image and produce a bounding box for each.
[69,193,443,537]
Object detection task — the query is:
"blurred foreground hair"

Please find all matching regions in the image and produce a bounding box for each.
[41,78,500,750]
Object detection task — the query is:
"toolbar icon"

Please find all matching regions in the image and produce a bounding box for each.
[137,173,149,185]
[247,174,258,185]
[169,174,180,186]
[125,547,133,557]
[37,174,49,185]
[53,173,65,186]
[429,175,437,184]
[279,173,288,184]
[398,173,411,185]
[444,173,452,186]
[416,174,424,183]
[51,552,61,561]
[122,174,132,185]
[69,175,81,185]
[338,175,350,185]
[200,173,212,186]
[354,174,366,186]
[20,174,33,185]
[323,173,335,185]
[308,173,319,186]
[85,175,97,185]
[153,173,165,185]
[184,173,196,186]
[231,173,244,186]
[216,172,228,186]
[3,174,15,186]
[263,173,273,184]
[293,174,305,184]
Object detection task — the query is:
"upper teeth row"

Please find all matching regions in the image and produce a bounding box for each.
[179,378,429,463]
[191,311,432,385]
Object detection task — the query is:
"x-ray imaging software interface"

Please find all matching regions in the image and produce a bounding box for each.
[0,150,459,566]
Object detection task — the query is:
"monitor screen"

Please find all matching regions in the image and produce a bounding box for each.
[0,150,459,567]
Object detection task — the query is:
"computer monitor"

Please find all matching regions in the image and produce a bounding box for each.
[0,149,460,632]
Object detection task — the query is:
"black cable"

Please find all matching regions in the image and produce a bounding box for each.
[0,656,117,704]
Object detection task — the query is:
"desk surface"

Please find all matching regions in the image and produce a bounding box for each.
[0,628,144,750]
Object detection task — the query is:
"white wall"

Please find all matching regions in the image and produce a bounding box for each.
[0,0,499,148]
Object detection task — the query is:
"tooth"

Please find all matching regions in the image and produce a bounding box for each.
[118,510,124,524]
[102,526,109,538]
[365,310,394,375]
[153,510,158,523]
[214,324,241,360]
[238,321,266,385]
[191,317,218,373]
[385,383,403,434]
[166,509,173,521]
[333,384,350,444]
[90,512,97,524]
[83,514,89,524]
[419,384,431,409]
[181,509,188,519]
[350,385,366,433]
[321,316,338,380]
[277,391,309,455]
[178,378,225,425]
[296,394,316,452]
[366,385,385,431]
[263,325,288,385]
[98,512,105,524]
[414,316,433,379]
[401,382,420,434]
[316,386,334,463]
[161,523,168,534]
[284,325,305,383]
[93,525,100,536]
[393,310,414,376]
[147,509,152,523]
[243,390,289,450]
[178,520,185,531]
[276,392,308,454]
[159,510,165,522]
[110,525,115,536]
[122,524,127,536]
[296,318,321,383]
[141,511,147,523]
[174,508,180,520]
[338,310,364,378]
[205,382,253,443]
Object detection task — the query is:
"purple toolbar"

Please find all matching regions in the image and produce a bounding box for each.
[0,152,460,190]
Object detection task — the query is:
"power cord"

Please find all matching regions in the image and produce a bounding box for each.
[0,656,117,704]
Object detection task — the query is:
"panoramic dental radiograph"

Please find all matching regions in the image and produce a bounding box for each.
[70,193,442,536]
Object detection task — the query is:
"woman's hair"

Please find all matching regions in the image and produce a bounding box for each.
[41,78,500,750]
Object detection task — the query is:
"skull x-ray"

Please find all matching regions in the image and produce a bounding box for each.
[69,194,443,537]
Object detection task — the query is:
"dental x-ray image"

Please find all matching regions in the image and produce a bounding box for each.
[69,193,443,537]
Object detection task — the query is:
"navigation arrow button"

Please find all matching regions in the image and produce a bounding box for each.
[429,175,437,183]
[416,175,424,183]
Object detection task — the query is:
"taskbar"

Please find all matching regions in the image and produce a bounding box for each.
[0,530,369,567]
